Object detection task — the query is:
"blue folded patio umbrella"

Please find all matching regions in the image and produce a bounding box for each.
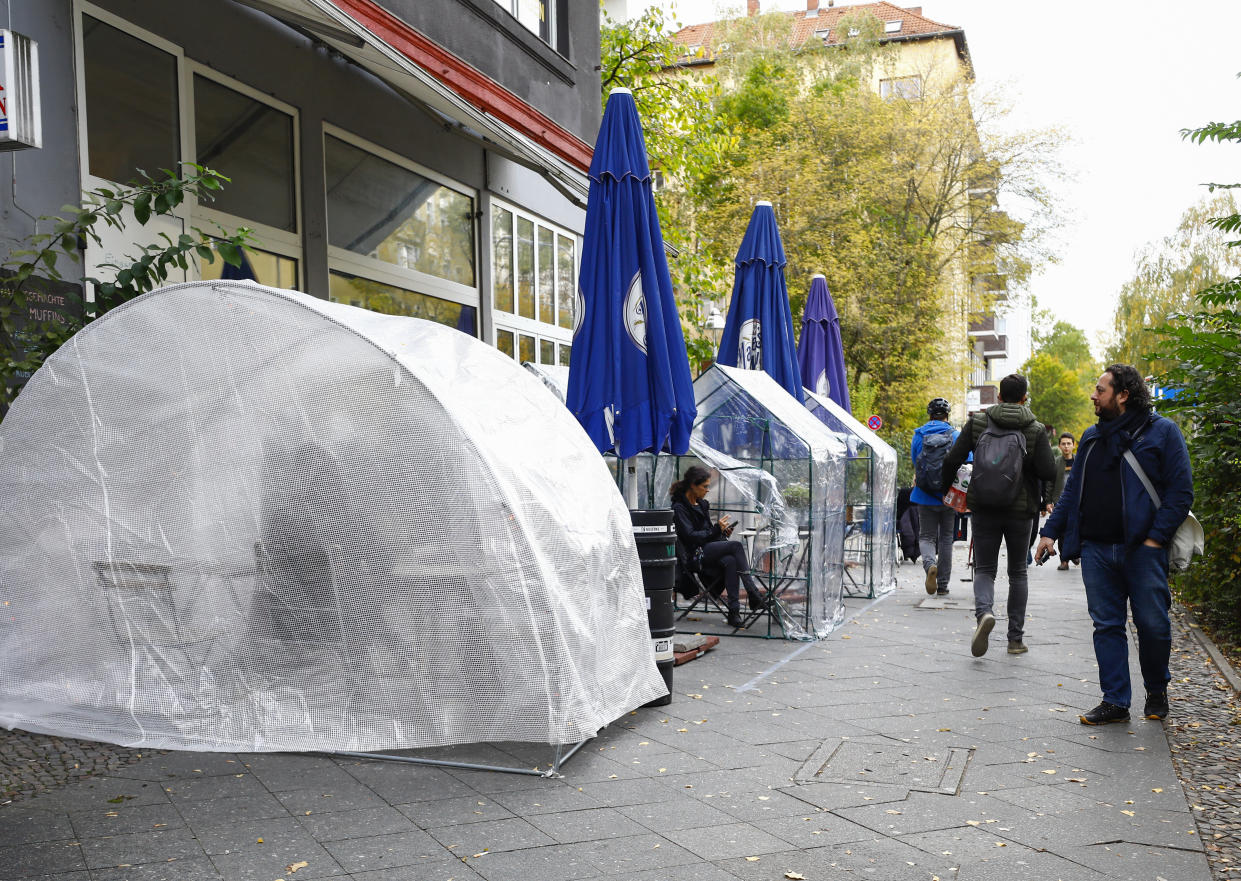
[797,273,851,412]
[566,88,696,460]
[717,201,803,403]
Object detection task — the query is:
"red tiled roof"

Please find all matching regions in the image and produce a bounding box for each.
[672,1,964,64]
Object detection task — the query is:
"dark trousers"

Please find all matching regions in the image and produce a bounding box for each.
[1080,540,1172,708]
[917,503,956,589]
[972,514,1035,641]
[701,540,759,611]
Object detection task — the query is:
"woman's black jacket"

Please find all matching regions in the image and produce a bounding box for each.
[671,493,723,553]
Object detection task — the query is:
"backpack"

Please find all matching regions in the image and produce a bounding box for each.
[914,431,953,497]
[970,415,1028,508]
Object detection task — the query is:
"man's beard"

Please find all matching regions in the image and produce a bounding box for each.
[1096,401,1121,421]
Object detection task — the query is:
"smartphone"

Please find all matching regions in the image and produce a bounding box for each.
[1035,545,1057,565]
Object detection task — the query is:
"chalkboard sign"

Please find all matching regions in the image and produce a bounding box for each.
[2,272,85,392]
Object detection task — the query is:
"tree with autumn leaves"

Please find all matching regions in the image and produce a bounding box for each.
[601,5,1064,430]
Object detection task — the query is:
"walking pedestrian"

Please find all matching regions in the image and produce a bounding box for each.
[1036,365,1193,725]
[910,397,958,596]
[941,375,1056,657]
[1048,432,1076,569]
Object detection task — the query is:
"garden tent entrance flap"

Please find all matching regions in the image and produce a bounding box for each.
[0,281,666,753]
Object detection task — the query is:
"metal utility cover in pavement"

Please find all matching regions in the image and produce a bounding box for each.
[797,739,972,795]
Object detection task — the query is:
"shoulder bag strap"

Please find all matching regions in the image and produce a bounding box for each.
[1122,449,1162,509]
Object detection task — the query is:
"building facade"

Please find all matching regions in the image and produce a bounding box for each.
[0,0,599,372]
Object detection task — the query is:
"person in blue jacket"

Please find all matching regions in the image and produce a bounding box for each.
[1037,364,1193,726]
[910,398,959,596]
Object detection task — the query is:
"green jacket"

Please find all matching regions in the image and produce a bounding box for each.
[941,403,1057,517]
[1050,451,1072,506]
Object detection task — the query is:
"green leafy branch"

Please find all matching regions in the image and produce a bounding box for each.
[1,163,253,407]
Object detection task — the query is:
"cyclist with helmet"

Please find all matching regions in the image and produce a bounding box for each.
[911,397,959,595]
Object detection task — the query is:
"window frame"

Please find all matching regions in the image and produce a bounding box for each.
[187,62,303,282]
[491,0,558,49]
[323,124,480,313]
[879,74,924,100]
[73,2,305,290]
[489,196,577,359]
[74,3,189,196]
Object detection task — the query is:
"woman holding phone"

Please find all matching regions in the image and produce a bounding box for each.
[670,465,767,628]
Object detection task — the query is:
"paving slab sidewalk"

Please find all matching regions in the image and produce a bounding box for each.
[0,542,1217,881]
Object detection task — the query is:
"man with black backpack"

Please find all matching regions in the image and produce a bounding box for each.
[941,375,1056,657]
[910,397,959,596]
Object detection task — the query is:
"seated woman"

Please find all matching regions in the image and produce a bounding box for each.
[670,465,768,628]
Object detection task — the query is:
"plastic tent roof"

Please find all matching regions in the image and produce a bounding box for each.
[0,281,665,752]
[525,363,799,550]
[803,391,897,467]
[804,390,898,596]
[691,366,849,638]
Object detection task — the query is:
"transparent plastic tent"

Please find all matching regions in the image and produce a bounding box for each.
[522,364,799,563]
[686,366,849,639]
[803,391,898,597]
[0,281,666,756]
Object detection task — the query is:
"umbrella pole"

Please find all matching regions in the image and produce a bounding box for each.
[623,457,639,509]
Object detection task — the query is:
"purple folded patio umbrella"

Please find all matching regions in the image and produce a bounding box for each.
[797,274,850,412]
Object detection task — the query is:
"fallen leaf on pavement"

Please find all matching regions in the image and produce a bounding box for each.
[785,873,805,879]
[286,861,308,873]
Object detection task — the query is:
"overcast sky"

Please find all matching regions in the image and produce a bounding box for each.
[629,0,1241,352]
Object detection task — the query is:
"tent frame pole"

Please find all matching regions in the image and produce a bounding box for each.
[330,738,592,778]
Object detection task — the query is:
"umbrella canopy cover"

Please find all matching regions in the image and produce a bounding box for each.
[797,274,850,412]
[717,202,803,402]
[567,88,696,459]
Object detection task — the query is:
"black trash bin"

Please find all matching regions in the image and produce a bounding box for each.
[630,509,675,706]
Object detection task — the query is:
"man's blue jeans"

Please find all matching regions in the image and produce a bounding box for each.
[1080,540,1173,708]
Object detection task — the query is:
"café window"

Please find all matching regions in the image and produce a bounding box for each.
[81,13,179,186]
[325,133,476,287]
[325,128,478,334]
[328,271,477,336]
[194,74,296,234]
[495,328,571,367]
[77,8,302,291]
[199,245,299,290]
[491,200,576,327]
[191,69,301,289]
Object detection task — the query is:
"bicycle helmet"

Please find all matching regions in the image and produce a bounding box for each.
[927,397,950,418]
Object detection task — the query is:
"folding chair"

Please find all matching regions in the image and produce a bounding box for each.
[94,560,214,701]
[674,540,729,621]
[94,561,180,650]
[674,540,768,632]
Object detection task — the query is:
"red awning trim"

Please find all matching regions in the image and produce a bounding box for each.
[325,0,593,172]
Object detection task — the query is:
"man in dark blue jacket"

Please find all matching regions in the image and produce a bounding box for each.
[1037,364,1193,726]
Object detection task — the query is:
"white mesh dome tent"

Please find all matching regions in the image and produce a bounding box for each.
[0,281,666,757]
